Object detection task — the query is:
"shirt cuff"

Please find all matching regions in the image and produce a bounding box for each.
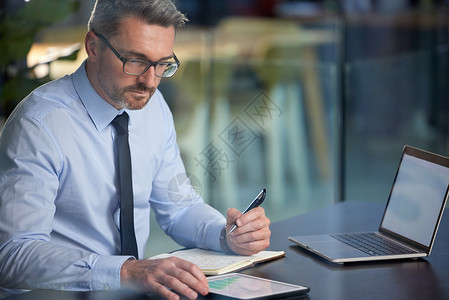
[205,219,226,252]
[91,255,134,290]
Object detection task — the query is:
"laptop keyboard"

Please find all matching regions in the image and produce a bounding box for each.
[331,232,416,256]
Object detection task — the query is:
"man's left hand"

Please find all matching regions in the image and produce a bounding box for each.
[225,207,271,255]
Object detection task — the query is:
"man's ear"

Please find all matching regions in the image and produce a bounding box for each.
[85,31,100,63]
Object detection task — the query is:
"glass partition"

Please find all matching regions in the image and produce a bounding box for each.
[2,0,448,257]
[160,16,340,225]
[341,7,449,202]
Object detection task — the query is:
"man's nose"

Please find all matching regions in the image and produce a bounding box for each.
[137,66,158,88]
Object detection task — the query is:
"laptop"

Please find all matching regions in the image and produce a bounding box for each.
[289,145,449,263]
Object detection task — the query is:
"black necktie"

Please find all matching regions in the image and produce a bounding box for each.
[112,112,139,258]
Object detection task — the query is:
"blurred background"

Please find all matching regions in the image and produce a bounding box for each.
[1,0,448,257]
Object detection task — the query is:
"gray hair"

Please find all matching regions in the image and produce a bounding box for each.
[88,0,188,37]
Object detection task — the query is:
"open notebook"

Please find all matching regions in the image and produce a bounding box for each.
[289,145,449,263]
[149,248,285,275]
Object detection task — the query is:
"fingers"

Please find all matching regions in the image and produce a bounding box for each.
[226,207,271,255]
[121,257,209,300]
[226,208,241,227]
[173,258,209,295]
[164,259,209,299]
[227,207,270,234]
[228,225,271,255]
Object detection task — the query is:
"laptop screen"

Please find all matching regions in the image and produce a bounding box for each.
[381,150,449,247]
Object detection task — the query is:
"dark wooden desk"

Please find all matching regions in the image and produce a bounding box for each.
[6,201,449,299]
[242,201,449,299]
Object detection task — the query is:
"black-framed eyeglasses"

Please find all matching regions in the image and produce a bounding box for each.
[94,32,180,78]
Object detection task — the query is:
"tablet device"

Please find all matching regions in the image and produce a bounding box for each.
[207,273,310,299]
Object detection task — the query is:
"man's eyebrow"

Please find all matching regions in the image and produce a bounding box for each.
[122,50,174,62]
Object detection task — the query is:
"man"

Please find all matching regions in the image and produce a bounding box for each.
[0,1,271,300]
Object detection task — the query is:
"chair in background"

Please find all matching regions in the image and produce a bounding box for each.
[171,28,239,210]
[215,17,331,209]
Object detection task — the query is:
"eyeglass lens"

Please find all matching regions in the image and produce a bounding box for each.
[124,60,178,77]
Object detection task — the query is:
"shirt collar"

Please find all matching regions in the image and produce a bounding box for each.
[72,61,125,132]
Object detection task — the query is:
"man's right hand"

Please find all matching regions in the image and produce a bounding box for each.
[120,257,209,300]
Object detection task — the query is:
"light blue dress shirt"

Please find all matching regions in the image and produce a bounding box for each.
[0,62,226,294]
